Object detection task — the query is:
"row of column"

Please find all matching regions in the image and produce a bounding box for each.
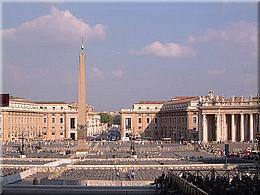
[200,113,260,142]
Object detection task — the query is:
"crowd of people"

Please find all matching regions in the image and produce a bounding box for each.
[179,171,260,194]
[152,170,260,195]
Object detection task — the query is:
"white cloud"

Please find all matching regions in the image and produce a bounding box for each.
[188,21,257,57]
[112,69,123,79]
[207,68,226,75]
[130,41,195,58]
[90,66,104,78]
[3,7,106,44]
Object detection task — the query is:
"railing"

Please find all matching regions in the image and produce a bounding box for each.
[167,173,208,195]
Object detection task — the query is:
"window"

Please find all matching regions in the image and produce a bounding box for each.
[193,117,197,124]
[155,107,158,110]
[138,126,141,129]
[125,118,131,129]
[147,118,150,123]
[60,133,63,135]
[70,118,75,129]
[52,132,55,135]
[52,107,55,111]
[155,118,157,123]
[52,117,55,123]
[147,107,149,110]
[138,107,141,110]
[138,118,142,123]
[44,118,47,123]
[60,118,63,123]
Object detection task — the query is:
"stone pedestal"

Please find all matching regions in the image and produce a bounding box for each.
[77,128,88,151]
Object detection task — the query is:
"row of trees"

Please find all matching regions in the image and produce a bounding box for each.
[99,113,120,127]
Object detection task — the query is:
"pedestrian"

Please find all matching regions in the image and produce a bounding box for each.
[131,169,135,179]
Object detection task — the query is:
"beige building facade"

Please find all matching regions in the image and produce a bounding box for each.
[120,101,165,139]
[120,92,260,142]
[158,96,199,141]
[120,98,199,141]
[198,91,260,143]
[0,96,107,142]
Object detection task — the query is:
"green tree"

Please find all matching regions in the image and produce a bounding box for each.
[113,115,121,125]
[100,113,113,126]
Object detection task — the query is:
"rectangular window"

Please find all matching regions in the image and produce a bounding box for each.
[60,133,63,135]
[52,117,55,123]
[52,132,55,135]
[155,118,157,123]
[138,118,141,123]
[193,117,197,124]
[147,118,150,123]
[125,118,131,129]
[70,118,75,129]
[44,118,47,123]
[60,118,63,123]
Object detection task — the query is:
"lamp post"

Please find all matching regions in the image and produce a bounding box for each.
[19,130,26,158]
[129,134,136,156]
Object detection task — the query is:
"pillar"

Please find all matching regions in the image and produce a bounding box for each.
[199,113,203,141]
[120,116,125,138]
[222,114,228,141]
[216,114,221,142]
[250,114,254,141]
[231,114,236,142]
[240,114,244,142]
[203,114,208,142]
[258,114,260,133]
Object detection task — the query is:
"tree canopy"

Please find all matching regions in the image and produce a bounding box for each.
[100,113,113,126]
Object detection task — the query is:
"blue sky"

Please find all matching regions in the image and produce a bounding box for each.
[1,2,258,111]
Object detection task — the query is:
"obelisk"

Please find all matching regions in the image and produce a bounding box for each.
[77,40,87,151]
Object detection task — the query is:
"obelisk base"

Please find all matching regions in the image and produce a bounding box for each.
[77,129,88,152]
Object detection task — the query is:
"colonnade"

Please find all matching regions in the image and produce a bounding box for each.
[200,113,260,142]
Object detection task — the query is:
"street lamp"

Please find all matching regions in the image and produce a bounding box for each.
[129,134,136,157]
[19,130,26,158]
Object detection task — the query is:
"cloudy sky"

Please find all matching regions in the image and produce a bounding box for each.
[1,2,258,111]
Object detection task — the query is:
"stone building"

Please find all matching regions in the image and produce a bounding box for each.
[120,101,165,139]
[158,96,199,141]
[198,90,260,143]
[0,95,107,142]
[120,97,199,141]
[120,91,260,142]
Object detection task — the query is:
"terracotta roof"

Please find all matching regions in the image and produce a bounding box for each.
[135,101,167,104]
[169,96,199,104]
